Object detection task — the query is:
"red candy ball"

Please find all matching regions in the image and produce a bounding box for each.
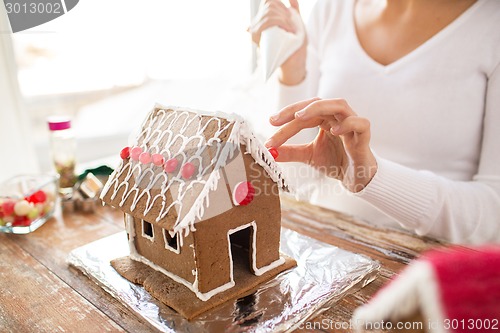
[152,154,165,166]
[164,158,179,173]
[1,200,15,216]
[13,216,30,227]
[233,181,255,206]
[120,146,130,159]
[268,147,279,160]
[26,190,47,204]
[139,152,152,164]
[130,147,142,161]
[181,162,196,180]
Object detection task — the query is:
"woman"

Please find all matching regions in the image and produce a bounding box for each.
[250,0,500,244]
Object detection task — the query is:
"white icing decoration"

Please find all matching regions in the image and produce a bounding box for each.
[141,219,154,242]
[162,228,180,254]
[99,105,291,236]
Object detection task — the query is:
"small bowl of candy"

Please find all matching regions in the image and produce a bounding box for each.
[0,174,58,234]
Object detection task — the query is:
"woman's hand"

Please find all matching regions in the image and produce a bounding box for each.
[265,98,378,192]
[248,0,307,85]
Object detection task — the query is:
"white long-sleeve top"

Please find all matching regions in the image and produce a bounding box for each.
[278,0,500,244]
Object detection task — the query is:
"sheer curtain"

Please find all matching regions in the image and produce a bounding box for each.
[0,9,39,182]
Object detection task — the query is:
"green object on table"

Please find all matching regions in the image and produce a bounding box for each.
[78,165,114,181]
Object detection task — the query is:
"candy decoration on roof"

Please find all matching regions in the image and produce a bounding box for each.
[164,158,179,173]
[139,152,152,164]
[152,154,164,166]
[181,162,195,180]
[120,147,130,159]
[130,147,142,161]
[101,107,291,234]
[233,181,255,206]
[268,147,279,160]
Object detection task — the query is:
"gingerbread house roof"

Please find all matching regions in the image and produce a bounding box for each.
[100,105,290,235]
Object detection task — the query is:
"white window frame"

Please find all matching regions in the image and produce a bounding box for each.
[141,220,154,242]
[162,228,180,254]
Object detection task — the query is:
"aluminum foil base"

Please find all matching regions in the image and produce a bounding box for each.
[68,228,380,332]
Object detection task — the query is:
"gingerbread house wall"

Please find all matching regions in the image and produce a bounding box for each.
[128,215,197,284]
[192,153,282,293]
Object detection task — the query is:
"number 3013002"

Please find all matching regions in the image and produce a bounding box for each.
[444,319,499,331]
[5,2,62,14]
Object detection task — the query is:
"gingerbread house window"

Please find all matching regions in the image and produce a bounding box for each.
[163,228,180,253]
[142,220,154,241]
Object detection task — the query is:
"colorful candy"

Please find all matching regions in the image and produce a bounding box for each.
[26,190,47,204]
[152,154,165,166]
[130,147,142,161]
[14,200,32,216]
[0,188,55,229]
[181,162,196,180]
[13,216,30,227]
[164,158,179,173]
[120,146,130,159]
[27,207,40,220]
[233,181,255,206]
[139,152,152,164]
[1,200,15,216]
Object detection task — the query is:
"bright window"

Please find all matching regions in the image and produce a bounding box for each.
[13,0,253,97]
[9,0,316,170]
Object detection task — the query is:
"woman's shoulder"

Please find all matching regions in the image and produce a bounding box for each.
[463,0,500,72]
[471,0,500,25]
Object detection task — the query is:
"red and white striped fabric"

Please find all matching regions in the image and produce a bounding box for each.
[353,246,500,333]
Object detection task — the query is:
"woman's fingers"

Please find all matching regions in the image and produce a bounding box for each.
[265,117,320,148]
[254,15,295,35]
[270,97,320,126]
[274,144,312,163]
[250,0,295,44]
[294,98,356,122]
[270,98,355,127]
[289,0,300,12]
[330,116,370,137]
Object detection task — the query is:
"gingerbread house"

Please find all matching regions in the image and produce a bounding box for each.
[100,105,295,318]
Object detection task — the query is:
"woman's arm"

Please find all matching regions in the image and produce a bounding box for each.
[277,0,322,109]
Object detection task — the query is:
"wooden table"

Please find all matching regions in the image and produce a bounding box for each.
[0,195,444,332]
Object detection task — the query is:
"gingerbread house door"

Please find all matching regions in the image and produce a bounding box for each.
[228,222,255,276]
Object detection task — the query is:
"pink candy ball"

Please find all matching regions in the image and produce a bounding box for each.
[139,152,152,164]
[152,154,165,166]
[164,158,179,173]
[130,147,142,161]
[181,162,196,180]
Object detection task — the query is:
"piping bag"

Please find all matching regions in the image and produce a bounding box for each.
[260,8,305,80]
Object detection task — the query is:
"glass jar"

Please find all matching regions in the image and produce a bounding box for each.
[0,174,58,234]
[47,116,77,195]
